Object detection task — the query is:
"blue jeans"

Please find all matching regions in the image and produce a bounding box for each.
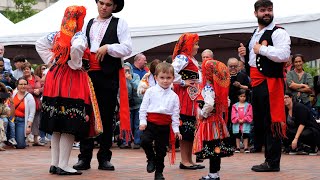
[130,109,142,145]
[5,117,15,140]
[15,117,26,149]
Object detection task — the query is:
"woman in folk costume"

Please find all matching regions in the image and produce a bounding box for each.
[36,6,101,175]
[193,59,234,180]
[172,33,204,169]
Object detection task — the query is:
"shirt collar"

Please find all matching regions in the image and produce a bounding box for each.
[256,22,275,34]
[155,84,171,92]
[93,16,113,23]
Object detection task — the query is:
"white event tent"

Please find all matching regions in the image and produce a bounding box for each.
[1,0,320,62]
[0,13,14,35]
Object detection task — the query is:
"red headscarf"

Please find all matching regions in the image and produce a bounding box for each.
[172,33,199,61]
[51,6,87,65]
[201,59,230,121]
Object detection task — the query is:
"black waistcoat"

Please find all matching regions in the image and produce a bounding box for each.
[245,26,285,78]
[86,17,121,75]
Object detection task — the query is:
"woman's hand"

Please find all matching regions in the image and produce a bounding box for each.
[185,79,197,87]
[175,132,182,140]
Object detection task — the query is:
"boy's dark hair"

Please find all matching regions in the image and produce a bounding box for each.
[285,91,293,98]
[154,62,174,76]
[149,59,162,75]
[13,55,26,63]
[237,89,247,96]
[254,0,273,11]
[291,54,305,64]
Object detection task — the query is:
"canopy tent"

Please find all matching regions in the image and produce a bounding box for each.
[0,13,14,35]
[1,0,320,63]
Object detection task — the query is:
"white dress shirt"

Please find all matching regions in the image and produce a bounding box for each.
[35,32,88,70]
[240,22,291,67]
[82,16,132,58]
[139,84,180,133]
[200,84,215,118]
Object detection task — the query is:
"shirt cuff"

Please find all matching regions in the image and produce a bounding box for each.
[140,119,147,126]
[172,126,179,133]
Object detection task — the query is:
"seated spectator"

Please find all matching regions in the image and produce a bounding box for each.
[137,59,161,97]
[284,92,320,155]
[12,77,36,149]
[286,54,314,108]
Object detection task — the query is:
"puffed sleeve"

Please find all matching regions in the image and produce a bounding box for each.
[35,32,57,64]
[201,85,215,118]
[68,32,88,70]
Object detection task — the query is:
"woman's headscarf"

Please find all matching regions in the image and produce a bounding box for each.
[172,33,199,60]
[51,6,87,65]
[202,59,230,120]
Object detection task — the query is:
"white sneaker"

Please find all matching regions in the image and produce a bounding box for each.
[8,138,17,146]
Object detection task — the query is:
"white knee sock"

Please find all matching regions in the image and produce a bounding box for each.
[51,132,61,167]
[58,133,76,172]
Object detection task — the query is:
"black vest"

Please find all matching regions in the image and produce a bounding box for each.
[86,17,121,75]
[245,26,285,78]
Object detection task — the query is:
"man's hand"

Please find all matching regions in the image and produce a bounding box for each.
[238,43,246,56]
[95,44,108,62]
[175,132,182,140]
[139,124,147,131]
[253,42,262,54]
[292,138,298,150]
[233,81,241,88]
[34,89,40,96]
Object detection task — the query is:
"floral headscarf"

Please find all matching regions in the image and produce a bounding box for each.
[172,33,199,60]
[51,6,87,64]
[202,59,230,120]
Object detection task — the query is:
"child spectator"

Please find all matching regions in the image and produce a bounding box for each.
[139,62,182,180]
[5,86,17,146]
[231,89,253,153]
[0,83,15,150]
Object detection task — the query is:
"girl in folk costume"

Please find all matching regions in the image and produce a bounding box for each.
[172,33,204,169]
[36,6,101,175]
[193,59,234,180]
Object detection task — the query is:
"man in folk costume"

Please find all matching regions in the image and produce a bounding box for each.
[73,0,132,171]
[172,33,205,170]
[238,0,291,172]
[36,6,101,175]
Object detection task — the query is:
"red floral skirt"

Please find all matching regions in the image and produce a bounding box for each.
[40,64,91,139]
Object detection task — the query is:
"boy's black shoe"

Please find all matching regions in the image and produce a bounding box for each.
[98,161,115,171]
[251,162,280,172]
[147,161,156,173]
[49,166,57,174]
[155,172,165,180]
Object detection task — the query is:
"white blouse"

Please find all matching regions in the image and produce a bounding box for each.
[139,84,180,133]
[172,54,200,85]
[35,31,88,70]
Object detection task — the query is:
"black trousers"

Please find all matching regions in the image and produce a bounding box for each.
[209,156,221,173]
[284,127,317,149]
[252,80,281,167]
[141,122,170,173]
[78,71,119,163]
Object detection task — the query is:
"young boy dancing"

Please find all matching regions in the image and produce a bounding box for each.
[139,62,182,180]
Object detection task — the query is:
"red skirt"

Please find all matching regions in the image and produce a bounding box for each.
[40,64,91,139]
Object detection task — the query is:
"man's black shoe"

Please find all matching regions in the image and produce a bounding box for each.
[98,161,115,171]
[49,166,57,174]
[155,172,165,180]
[73,160,91,170]
[251,162,280,172]
[56,167,82,175]
[147,161,156,173]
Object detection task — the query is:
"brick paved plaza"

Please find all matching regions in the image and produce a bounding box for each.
[0,144,319,180]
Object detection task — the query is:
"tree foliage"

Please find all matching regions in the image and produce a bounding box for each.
[3,0,38,23]
[303,63,319,77]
